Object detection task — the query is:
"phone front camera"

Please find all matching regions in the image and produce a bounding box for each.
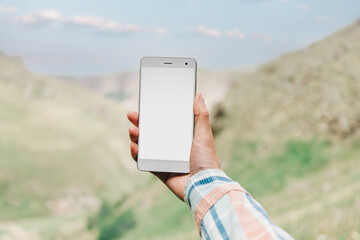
[185,62,188,65]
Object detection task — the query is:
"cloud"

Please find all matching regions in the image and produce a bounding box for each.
[13,10,144,34]
[67,16,141,33]
[5,6,17,13]
[15,10,62,25]
[145,27,166,35]
[0,5,17,13]
[299,4,310,11]
[251,34,273,41]
[225,29,246,39]
[192,25,222,38]
[155,28,166,35]
[191,26,272,41]
[315,15,336,23]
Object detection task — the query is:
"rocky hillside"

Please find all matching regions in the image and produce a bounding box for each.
[216,20,360,144]
[212,19,360,240]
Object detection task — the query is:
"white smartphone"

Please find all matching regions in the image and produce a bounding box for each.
[137,57,197,173]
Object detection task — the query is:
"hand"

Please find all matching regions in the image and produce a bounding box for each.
[127,93,221,201]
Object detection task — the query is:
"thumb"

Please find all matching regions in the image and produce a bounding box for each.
[194,93,212,138]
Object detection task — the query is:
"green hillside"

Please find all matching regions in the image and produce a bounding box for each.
[212,20,360,239]
[0,51,149,239]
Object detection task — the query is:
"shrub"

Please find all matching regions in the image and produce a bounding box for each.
[88,200,137,240]
[98,209,136,240]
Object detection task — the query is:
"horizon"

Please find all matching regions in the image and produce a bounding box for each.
[0,0,359,76]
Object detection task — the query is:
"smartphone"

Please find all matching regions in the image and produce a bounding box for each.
[137,57,197,173]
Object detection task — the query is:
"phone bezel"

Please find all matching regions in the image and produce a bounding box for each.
[137,57,197,173]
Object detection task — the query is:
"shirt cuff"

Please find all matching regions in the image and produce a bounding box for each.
[184,169,248,232]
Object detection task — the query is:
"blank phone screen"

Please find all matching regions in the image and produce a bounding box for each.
[138,67,195,162]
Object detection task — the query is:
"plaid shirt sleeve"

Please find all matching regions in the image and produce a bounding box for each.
[184,169,294,240]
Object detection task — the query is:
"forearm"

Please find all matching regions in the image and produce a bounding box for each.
[184,169,294,240]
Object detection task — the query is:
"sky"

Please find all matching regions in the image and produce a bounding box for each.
[0,0,359,76]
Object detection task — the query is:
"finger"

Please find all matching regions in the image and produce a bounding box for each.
[127,111,139,127]
[129,126,139,143]
[193,93,212,137]
[130,142,138,161]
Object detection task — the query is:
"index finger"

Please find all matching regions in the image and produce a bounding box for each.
[127,111,139,127]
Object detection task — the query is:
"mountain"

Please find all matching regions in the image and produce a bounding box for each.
[58,72,139,111]
[211,19,360,239]
[0,51,149,239]
[216,20,360,143]
[57,68,251,113]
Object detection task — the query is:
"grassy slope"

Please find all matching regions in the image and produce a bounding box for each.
[213,20,360,239]
[119,20,360,240]
[0,52,148,239]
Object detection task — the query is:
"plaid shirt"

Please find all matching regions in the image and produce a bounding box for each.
[184,169,294,240]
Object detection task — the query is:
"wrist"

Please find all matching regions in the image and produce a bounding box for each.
[190,166,221,177]
[190,158,222,176]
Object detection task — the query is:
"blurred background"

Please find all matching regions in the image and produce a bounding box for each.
[1,0,360,239]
